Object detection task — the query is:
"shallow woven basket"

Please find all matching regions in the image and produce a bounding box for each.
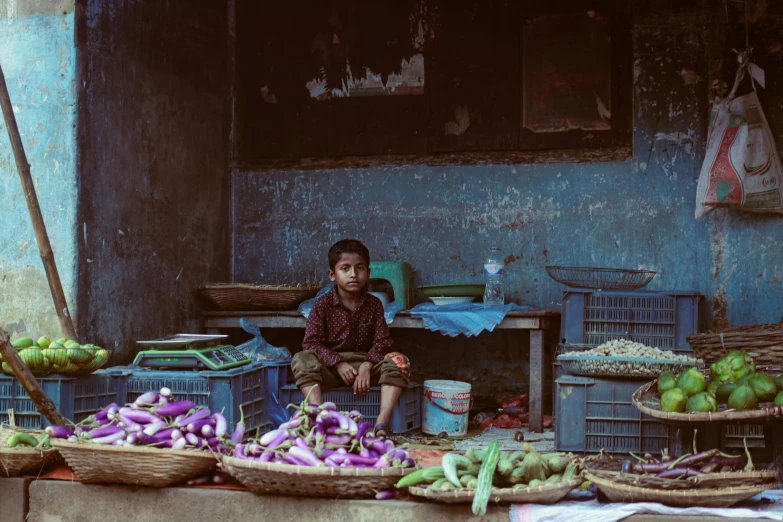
[0,427,60,477]
[199,283,322,311]
[632,378,783,423]
[223,456,419,499]
[52,440,218,487]
[584,469,777,507]
[583,459,778,490]
[408,478,582,505]
[687,323,783,366]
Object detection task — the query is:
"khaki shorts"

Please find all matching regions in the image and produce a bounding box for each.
[291,351,410,392]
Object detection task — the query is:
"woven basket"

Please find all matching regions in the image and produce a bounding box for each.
[52,440,218,487]
[408,478,582,505]
[0,426,60,477]
[583,459,777,490]
[223,456,418,499]
[687,323,783,366]
[632,378,783,423]
[584,469,777,507]
[199,283,322,311]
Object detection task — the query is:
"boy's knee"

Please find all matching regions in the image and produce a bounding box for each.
[292,350,322,376]
[379,352,410,388]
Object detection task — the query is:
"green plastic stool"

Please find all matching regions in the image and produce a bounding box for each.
[369,261,414,310]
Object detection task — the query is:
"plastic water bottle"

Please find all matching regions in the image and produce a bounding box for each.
[483,246,504,306]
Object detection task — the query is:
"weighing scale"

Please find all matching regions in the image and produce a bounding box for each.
[133,334,251,370]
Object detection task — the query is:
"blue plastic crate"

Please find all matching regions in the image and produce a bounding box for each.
[560,290,702,354]
[555,375,670,455]
[0,373,119,429]
[99,362,289,436]
[278,384,421,434]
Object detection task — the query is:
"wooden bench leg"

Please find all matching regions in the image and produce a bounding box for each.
[530,329,544,433]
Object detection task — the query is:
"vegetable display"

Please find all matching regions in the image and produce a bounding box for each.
[5,336,110,376]
[656,351,783,413]
[46,387,234,453]
[6,432,50,449]
[232,396,415,469]
[397,443,578,516]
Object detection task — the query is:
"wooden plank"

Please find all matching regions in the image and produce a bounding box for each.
[203,311,558,330]
[529,329,544,433]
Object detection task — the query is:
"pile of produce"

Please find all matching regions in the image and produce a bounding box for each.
[616,437,758,479]
[656,351,783,413]
[47,387,233,452]
[233,397,415,473]
[396,441,578,516]
[5,336,110,376]
[562,340,701,363]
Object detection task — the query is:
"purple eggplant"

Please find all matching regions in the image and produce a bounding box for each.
[86,425,125,439]
[173,437,188,450]
[656,467,703,479]
[260,451,274,462]
[143,420,169,437]
[94,410,108,421]
[126,433,138,445]
[186,419,213,433]
[202,425,215,438]
[134,391,159,407]
[92,431,128,445]
[325,434,352,446]
[233,444,248,459]
[187,475,211,486]
[246,443,263,456]
[346,416,358,436]
[360,447,371,458]
[212,474,225,485]
[207,437,220,447]
[356,422,373,441]
[376,489,398,500]
[345,454,379,466]
[46,426,74,439]
[118,415,143,433]
[673,449,720,469]
[320,402,337,411]
[402,457,416,468]
[178,409,212,428]
[119,408,159,424]
[283,455,308,466]
[155,400,196,418]
[260,429,286,447]
[289,446,324,467]
[372,456,390,468]
[295,437,310,450]
[230,405,245,444]
[213,413,228,438]
[159,387,172,398]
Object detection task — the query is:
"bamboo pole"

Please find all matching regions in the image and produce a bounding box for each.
[0,328,69,427]
[0,62,76,340]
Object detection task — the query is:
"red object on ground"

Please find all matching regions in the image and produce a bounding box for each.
[498,394,529,409]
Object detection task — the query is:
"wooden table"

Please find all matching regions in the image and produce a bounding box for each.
[204,309,561,432]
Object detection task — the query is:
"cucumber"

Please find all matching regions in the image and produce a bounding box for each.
[472,440,500,516]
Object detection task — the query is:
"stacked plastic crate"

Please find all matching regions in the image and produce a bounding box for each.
[554,289,702,455]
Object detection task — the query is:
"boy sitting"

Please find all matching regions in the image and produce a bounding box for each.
[291,239,410,439]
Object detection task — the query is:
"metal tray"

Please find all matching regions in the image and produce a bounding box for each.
[557,355,701,379]
[136,334,228,347]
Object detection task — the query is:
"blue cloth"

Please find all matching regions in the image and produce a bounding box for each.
[409,302,534,337]
[297,285,403,325]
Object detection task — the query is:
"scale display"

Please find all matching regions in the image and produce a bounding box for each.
[134,335,250,370]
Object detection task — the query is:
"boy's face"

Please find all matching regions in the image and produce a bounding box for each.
[329,253,370,296]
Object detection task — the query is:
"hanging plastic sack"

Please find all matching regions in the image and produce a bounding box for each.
[235,317,292,363]
[695,50,783,219]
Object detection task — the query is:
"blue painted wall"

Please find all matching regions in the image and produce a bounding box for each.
[231,5,783,395]
[0,4,77,341]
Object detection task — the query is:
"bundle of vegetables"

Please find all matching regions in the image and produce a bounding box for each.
[657,351,783,413]
[46,387,236,453]
[396,441,578,516]
[617,437,756,479]
[232,398,415,470]
[6,336,110,376]
[5,432,51,450]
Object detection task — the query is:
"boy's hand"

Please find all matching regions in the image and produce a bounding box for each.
[354,362,372,395]
[335,362,358,385]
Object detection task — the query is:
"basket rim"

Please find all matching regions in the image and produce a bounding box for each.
[584,469,775,497]
[545,266,657,275]
[632,379,783,423]
[200,283,322,291]
[583,460,778,485]
[223,455,419,477]
[51,440,221,461]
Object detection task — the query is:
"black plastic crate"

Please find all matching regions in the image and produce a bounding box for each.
[561,290,702,354]
[555,374,670,454]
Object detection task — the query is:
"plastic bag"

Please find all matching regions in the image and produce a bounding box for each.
[695,53,783,218]
[236,318,292,363]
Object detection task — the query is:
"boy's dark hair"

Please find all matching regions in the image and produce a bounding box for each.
[328,239,370,270]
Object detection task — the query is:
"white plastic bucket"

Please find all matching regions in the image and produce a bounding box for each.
[422,380,472,436]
